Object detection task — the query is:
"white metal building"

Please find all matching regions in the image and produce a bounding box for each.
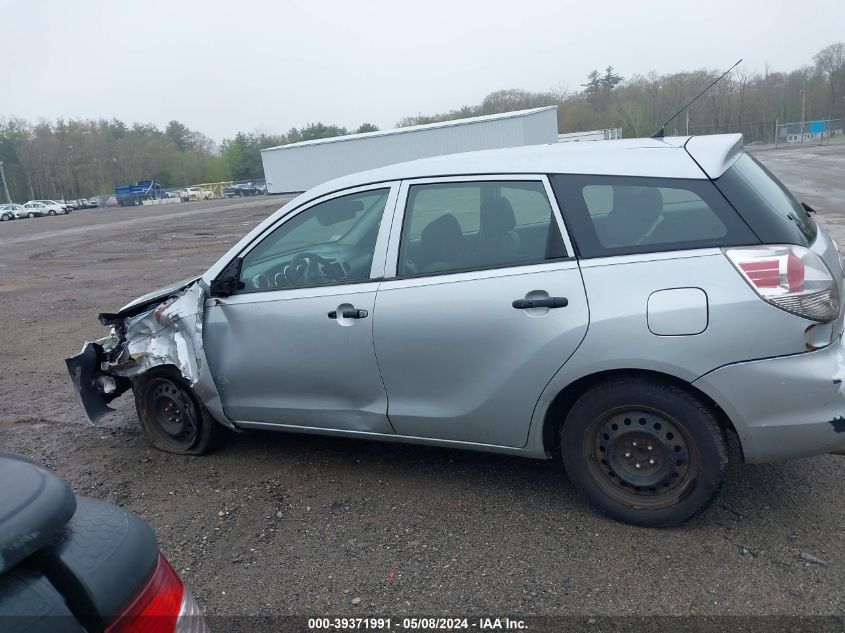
[261,106,559,193]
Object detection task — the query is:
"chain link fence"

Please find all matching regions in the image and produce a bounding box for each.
[774,118,844,147]
[665,120,777,144]
[660,117,845,147]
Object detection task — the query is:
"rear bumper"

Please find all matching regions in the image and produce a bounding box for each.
[693,337,845,463]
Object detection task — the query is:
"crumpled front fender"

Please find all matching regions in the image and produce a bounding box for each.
[65,282,233,429]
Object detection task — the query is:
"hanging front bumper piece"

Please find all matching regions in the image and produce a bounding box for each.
[66,341,129,423]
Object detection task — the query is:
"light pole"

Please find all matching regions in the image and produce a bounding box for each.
[0,161,11,204]
[800,89,806,142]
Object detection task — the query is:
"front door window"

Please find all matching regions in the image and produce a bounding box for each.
[239,188,390,292]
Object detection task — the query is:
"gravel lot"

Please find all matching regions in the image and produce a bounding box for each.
[1,146,843,620]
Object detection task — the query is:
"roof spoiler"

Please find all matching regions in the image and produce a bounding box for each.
[684,134,744,179]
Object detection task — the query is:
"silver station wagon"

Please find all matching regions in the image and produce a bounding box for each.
[67,134,845,526]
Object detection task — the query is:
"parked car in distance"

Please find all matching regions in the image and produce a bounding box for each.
[52,200,73,212]
[67,134,845,527]
[21,202,49,217]
[7,204,34,219]
[0,204,19,221]
[87,197,102,208]
[181,187,214,201]
[0,453,208,632]
[106,196,119,207]
[30,199,69,215]
[11,204,33,219]
[224,182,264,197]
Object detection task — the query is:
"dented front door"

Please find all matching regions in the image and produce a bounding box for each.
[203,283,392,433]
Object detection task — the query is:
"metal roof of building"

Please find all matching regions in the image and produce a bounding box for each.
[260,106,558,152]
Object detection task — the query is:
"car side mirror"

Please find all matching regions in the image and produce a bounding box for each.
[210,257,245,297]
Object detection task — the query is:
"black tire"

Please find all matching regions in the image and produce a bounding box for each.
[133,367,221,455]
[28,212,36,218]
[561,377,727,527]
[1,213,9,221]
[48,209,56,216]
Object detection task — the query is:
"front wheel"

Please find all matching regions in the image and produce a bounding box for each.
[133,368,221,455]
[48,209,56,216]
[28,212,36,218]
[561,377,727,527]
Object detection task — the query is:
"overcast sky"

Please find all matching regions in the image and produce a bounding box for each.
[1,0,843,140]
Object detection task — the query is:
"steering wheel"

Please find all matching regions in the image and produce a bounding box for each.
[288,253,347,285]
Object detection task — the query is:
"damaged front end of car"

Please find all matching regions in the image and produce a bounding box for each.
[65,281,232,429]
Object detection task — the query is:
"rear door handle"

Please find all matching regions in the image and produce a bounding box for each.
[327,308,369,319]
[512,297,568,310]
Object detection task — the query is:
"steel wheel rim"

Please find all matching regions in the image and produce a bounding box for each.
[583,406,699,510]
[145,378,198,450]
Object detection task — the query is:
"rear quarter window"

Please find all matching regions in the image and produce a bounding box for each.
[714,152,817,246]
[550,174,759,258]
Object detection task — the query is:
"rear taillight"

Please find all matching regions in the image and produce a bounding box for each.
[105,554,209,633]
[724,245,840,322]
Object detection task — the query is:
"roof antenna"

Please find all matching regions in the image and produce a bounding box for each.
[650,58,742,139]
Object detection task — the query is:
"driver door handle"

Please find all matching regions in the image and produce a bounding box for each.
[512,297,568,309]
[327,308,369,319]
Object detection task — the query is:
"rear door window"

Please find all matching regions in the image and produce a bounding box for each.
[398,180,564,276]
[550,175,758,258]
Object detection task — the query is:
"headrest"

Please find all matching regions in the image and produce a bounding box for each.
[636,187,664,214]
[420,213,464,261]
[612,186,663,222]
[605,186,664,246]
[481,196,516,237]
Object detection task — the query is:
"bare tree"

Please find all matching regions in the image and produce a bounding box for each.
[814,43,845,109]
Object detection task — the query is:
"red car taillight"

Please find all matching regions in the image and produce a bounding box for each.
[724,245,840,322]
[105,554,209,633]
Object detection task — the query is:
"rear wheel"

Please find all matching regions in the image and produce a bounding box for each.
[1,213,9,221]
[561,377,727,527]
[134,367,220,455]
[27,212,36,218]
